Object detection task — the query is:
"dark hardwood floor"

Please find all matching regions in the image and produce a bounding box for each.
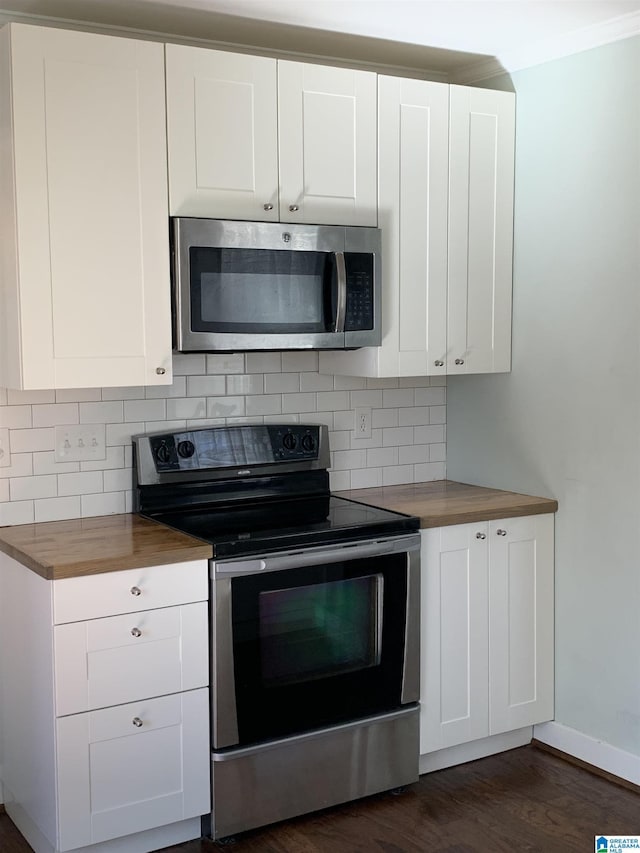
[2,745,638,853]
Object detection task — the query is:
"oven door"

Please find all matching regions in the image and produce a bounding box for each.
[211,534,420,750]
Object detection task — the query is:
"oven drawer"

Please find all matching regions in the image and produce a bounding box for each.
[54,601,208,715]
[53,560,208,624]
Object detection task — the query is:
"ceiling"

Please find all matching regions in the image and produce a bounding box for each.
[1,0,639,80]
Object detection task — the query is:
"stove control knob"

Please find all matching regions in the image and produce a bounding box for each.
[177,440,195,459]
[155,442,171,464]
[301,434,316,453]
[282,433,297,451]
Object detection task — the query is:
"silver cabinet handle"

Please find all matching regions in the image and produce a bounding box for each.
[155,367,166,375]
[263,203,274,211]
[455,358,464,365]
[497,529,507,536]
[334,252,347,333]
[288,204,299,212]
[434,360,444,367]
[131,627,142,638]
[132,717,143,728]
[130,586,141,596]
[476,532,486,540]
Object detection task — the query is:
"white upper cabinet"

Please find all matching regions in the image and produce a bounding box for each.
[166,44,279,220]
[277,60,377,226]
[165,48,377,226]
[0,23,173,390]
[319,81,515,379]
[447,85,515,375]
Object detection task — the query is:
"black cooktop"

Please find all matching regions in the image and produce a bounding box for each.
[148,494,418,559]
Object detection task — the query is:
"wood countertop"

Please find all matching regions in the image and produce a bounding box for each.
[0,481,557,580]
[0,514,211,580]
[336,480,558,528]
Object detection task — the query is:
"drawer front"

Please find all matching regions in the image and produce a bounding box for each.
[55,601,208,715]
[53,559,208,624]
[56,688,210,851]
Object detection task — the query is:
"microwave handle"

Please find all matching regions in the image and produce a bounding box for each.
[334,251,347,333]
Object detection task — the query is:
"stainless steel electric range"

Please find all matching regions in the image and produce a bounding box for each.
[133,423,420,841]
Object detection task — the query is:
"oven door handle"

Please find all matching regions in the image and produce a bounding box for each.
[213,533,420,577]
[334,251,347,333]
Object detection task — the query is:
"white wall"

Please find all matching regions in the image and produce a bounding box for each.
[447,37,640,757]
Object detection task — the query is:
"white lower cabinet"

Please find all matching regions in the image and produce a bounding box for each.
[0,554,210,853]
[420,514,554,755]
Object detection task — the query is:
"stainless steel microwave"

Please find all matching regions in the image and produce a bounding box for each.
[171,218,381,352]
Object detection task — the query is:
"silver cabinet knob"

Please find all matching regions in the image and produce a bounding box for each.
[288,204,299,212]
[497,529,507,536]
[434,360,444,367]
[131,627,142,638]
[455,358,464,365]
[130,586,141,596]
[476,532,486,540]
[132,717,143,728]
[156,367,166,375]
[263,203,274,211]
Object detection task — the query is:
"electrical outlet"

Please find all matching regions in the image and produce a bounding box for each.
[354,407,372,440]
[0,428,11,468]
[54,425,106,463]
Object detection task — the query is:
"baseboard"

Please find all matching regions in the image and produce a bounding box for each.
[533,721,640,790]
[419,727,533,774]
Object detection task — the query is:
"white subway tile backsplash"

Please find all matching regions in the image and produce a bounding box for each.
[7,389,55,405]
[166,398,206,420]
[35,496,81,523]
[145,377,187,399]
[10,428,55,453]
[32,403,79,428]
[0,499,34,525]
[56,388,102,403]
[226,375,264,395]
[246,353,281,373]
[81,491,125,517]
[124,399,166,423]
[282,393,316,414]
[80,402,124,424]
[58,471,104,497]
[382,389,414,408]
[281,352,318,372]
[264,373,300,393]
[0,353,446,524]
[186,375,226,397]
[0,405,32,429]
[206,354,245,374]
[10,474,57,501]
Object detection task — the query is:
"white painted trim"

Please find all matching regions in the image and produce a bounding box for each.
[419,727,533,774]
[534,722,640,787]
[450,10,640,83]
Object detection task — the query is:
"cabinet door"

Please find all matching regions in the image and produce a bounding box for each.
[56,688,210,851]
[420,523,490,753]
[447,86,515,375]
[1,24,172,389]
[166,44,279,220]
[278,61,377,226]
[488,514,554,734]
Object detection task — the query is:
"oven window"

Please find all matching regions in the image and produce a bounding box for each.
[259,575,382,687]
[190,247,336,334]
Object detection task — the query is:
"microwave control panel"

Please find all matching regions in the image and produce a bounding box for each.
[344,253,374,332]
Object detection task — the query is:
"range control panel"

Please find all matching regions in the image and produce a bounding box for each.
[146,424,322,473]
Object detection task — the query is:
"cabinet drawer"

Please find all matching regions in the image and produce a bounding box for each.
[54,601,208,716]
[53,559,208,624]
[56,688,210,851]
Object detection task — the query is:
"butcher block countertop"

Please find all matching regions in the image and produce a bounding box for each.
[337,480,558,528]
[0,513,211,580]
[0,480,557,580]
